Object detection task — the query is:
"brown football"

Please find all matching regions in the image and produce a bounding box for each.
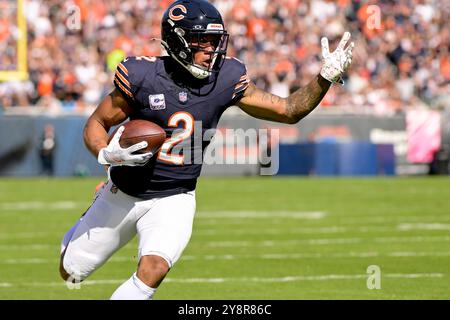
[109,120,166,154]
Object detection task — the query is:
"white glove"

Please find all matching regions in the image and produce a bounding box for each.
[320,31,354,85]
[97,126,153,167]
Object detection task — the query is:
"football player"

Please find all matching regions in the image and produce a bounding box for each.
[59,0,353,299]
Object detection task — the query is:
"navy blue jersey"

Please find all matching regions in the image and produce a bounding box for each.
[110,56,249,198]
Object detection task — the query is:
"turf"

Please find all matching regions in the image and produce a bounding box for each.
[0,177,449,300]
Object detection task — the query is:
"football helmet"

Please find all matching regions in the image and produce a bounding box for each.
[161,0,229,79]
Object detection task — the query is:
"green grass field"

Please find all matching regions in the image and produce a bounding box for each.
[0,177,449,300]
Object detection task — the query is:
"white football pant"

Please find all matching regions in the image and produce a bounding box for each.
[61,180,196,282]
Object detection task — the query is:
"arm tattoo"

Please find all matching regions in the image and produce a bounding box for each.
[262,92,283,105]
[286,74,331,123]
[261,91,283,104]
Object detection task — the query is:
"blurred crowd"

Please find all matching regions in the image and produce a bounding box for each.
[0,0,449,115]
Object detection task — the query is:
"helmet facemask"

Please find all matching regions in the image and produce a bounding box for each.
[162,21,229,79]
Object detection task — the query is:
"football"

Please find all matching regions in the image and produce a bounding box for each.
[109,120,166,154]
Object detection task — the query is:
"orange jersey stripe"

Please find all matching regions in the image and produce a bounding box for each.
[232,83,250,100]
[115,71,130,88]
[235,80,250,90]
[114,77,133,98]
[117,63,129,76]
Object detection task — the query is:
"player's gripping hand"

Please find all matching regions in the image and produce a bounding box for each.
[320,31,354,85]
[97,126,153,167]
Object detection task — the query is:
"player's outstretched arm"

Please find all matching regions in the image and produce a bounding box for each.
[237,32,354,124]
[237,75,331,124]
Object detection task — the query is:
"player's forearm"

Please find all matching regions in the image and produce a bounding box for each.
[83,90,130,159]
[83,117,110,158]
[285,74,331,123]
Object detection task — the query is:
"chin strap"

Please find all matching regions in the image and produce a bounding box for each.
[151,38,211,80]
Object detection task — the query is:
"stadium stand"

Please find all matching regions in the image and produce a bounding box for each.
[0,0,448,114]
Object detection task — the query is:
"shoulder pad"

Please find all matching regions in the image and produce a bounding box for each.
[225,57,250,101]
[114,56,158,99]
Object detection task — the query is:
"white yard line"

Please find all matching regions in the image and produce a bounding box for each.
[0,232,53,240]
[0,201,88,211]
[1,204,326,219]
[397,223,450,231]
[374,236,450,243]
[1,234,450,254]
[0,244,52,251]
[0,273,444,288]
[0,223,445,243]
[383,273,444,279]
[0,256,136,265]
[207,235,450,247]
[338,215,450,224]
[0,222,447,243]
[206,238,362,247]
[196,223,450,236]
[196,211,327,219]
[1,258,49,264]
[1,202,449,226]
[1,235,450,254]
[196,226,399,236]
[184,251,450,260]
[3,251,450,265]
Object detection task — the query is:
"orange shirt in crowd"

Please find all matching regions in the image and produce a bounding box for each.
[247,18,269,39]
[90,0,107,23]
[115,36,134,55]
[0,18,10,42]
[336,0,351,7]
[63,72,77,86]
[295,46,308,60]
[38,73,54,97]
[231,0,252,22]
[440,56,450,80]
[74,0,88,22]
[158,0,173,9]
[281,0,300,10]
[274,59,294,74]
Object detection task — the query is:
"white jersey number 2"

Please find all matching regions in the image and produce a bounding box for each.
[157,112,194,165]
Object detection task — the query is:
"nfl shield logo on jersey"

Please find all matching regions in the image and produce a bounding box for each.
[149,94,166,110]
[179,91,188,104]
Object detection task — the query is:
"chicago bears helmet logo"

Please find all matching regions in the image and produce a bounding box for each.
[169,4,187,21]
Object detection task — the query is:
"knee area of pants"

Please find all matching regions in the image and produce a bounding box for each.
[60,255,93,283]
[59,254,72,281]
[59,265,86,283]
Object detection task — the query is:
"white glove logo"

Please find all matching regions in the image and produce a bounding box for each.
[320,31,354,84]
[97,126,153,167]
